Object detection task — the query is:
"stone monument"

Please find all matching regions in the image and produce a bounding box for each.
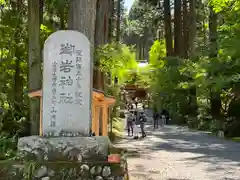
[42,30,91,137]
[17,31,114,179]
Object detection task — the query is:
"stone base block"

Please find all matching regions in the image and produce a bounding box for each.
[17,136,111,162]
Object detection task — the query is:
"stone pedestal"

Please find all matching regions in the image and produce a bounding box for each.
[10,136,128,179]
[18,136,111,162]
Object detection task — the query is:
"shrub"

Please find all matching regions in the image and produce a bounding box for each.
[0,135,17,160]
[108,117,124,142]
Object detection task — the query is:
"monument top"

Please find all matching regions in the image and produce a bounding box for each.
[42,30,91,137]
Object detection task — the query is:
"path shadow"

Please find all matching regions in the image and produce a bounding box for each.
[148,126,240,170]
[116,125,239,179]
[115,135,157,160]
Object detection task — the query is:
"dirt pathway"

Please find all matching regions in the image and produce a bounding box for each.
[116,125,240,180]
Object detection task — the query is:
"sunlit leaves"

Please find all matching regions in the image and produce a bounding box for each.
[149,40,166,66]
[209,0,238,12]
[97,43,138,85]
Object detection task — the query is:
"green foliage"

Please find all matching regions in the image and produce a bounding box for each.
[109,117,124,142]
[0,0,68,158]
[0,135,17,160]
[97,42,152,141]
[112,117,124,135]
[124,0,239,138]
[97,42,138,85]
[149,28,240,136]
[127,0,161,37]
[149,40,185,115]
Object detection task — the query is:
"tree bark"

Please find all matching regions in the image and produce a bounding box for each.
[56,0,65,29]
[28,0,41,135]
[188,0,198,118]
[39,0,43,25]
[68,0,97,47]
[174,0,183,56]
[116,0,121,42]
[163,0,173,56]
[182,0,189,58]
[108,0,115,41]
[209,5,221,120]
[11,0,23,113]
[188,0,197,56]
[93,0,110,90]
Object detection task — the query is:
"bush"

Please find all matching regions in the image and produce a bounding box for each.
[0,135,17,160]
[224,117,240,137]
[186,116,199,129]
[109,117,124,142]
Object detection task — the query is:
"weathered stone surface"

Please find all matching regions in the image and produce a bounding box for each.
[90,166,102,175]
[48,169,55,177]
[95,176,103,180]
[18,136,110,161]
[80,164,90,177]
[41,177,50,180]
[0,160,127,180]
[35,166,48,178]
[102,166,111,177]
[2,136,130,179]
[107,177,114,180]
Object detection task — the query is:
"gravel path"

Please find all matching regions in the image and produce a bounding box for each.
[116,125,240,180]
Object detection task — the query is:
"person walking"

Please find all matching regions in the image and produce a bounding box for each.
[153,109,159,129]
[139,111,147,137]
[127,112,135,136]
[160,109,169,125]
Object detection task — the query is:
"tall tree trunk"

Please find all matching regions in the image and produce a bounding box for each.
[39,0,44,56]
[188,0,198,118]
[164,0,173,56]
[201,1,207,48]
[182,0,189,57]
[108,0,115,41]
[174,0,183,56]
[188,0,197,56]
[56,0,65,29]
[116,0,121,42]
[68,0,97,49]
[39,0,43,25]
[209,5,221,121]
[28,0,41,135]
[93,0,110,90]
[59,8,65,29]
[11,0,23,113]
[14,40,23,113]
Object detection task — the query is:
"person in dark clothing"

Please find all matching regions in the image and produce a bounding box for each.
[139,112,147,137]
[153,111,159,129]
[160,109,170,125]
[127,112,135,136]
